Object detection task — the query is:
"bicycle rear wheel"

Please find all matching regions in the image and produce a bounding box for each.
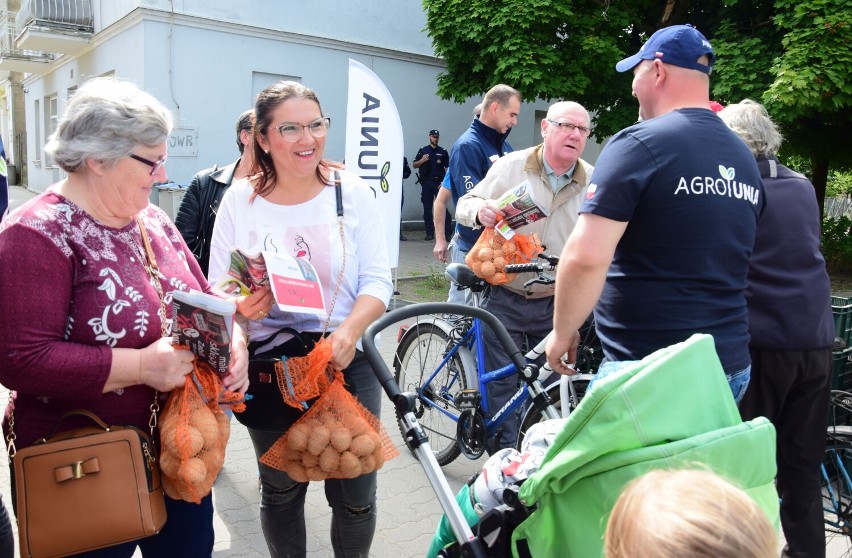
[516,377,590,450]
[394,322,465,466]
[824,427,852,556]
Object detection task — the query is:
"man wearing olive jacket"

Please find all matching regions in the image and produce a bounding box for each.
[455,100,594,452]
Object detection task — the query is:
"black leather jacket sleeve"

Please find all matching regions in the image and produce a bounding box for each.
[174,171,205,258]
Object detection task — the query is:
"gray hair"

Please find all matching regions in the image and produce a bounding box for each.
[45,77,173,173]
[718,99,783,157]
[546,101,590,124]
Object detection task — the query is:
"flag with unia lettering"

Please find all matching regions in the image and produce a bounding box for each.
[344,59,403,267]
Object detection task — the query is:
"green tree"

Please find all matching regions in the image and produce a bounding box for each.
[422,0,852,211]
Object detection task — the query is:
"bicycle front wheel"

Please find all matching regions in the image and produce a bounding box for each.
[394,322,465,466]
[824,427,852,556]
[516,376,590,450]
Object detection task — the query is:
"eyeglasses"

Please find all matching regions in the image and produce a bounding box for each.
[129,153,167,176]
[274,117,331,142]
[547,119,592,138]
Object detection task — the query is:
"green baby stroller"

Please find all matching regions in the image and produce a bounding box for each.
[362,305,779,558]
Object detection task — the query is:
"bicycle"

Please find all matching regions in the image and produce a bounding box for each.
[824,390,852,555]
[392,256,601,466]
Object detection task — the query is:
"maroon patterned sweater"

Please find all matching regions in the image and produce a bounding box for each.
[0,191,209,448]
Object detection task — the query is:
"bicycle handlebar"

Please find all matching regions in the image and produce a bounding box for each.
[504,263,541,274]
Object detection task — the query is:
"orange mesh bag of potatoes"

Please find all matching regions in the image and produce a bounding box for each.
[274,337,335,410]
[158,363,245,503]
[465,227,543,285]
[260,343,398,481]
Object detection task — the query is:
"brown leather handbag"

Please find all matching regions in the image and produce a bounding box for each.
[11,409,167,558]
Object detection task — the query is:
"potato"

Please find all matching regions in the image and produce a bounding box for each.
[503,241,517,255]
[287,423,311,452]
[350,434,377,457]
[180,456,208,487]
[465,247,481,264]
[214,410,230,443]
[301,452,319,468]
[201,446,225,476]
[189,406,219,448]
[373,447,386,470]
[320,416,342,431]
[330,428,352,452]
[338,451,361,479]
[492,256,506,271]
[174,425,205,457]
[306,467,326,481]
[159,448,180,478]
[491,271,507,284]
[478,247,493,262]
[359,454,377,475]
[286,460,309,483]
[161,473,181,500]
[319,447,340,473]
[349,417,370,437]
[307,425,331,456]
[479,261,496,278]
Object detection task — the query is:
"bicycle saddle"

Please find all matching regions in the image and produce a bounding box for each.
[445,263,485,289]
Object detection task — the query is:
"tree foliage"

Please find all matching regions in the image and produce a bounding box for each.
[422,0,852,205]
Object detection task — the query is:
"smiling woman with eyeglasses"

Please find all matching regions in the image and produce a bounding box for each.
[207,80,392,558]
[0,76,250,557]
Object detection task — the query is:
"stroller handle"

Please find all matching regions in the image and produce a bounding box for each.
[362,303,526,402]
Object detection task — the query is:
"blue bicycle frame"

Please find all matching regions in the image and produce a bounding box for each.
[417,316,555,438]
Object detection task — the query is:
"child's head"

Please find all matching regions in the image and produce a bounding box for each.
[604,469,777,558]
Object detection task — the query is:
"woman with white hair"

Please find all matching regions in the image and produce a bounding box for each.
[0,77,249,556]
[720,99,833,558]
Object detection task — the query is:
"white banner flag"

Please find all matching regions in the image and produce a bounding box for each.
[345,59,403,267]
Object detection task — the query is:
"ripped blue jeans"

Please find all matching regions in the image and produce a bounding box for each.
[246,351,380,558]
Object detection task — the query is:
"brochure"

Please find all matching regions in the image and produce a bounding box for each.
[215,249,326,316]
[493,180,549,239]
[171,289,236,377]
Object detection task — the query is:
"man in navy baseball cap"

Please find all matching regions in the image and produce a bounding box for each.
[616,24,715,75]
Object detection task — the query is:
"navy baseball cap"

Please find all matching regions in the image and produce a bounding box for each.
[616,24,715,74]
[429,129,440,136]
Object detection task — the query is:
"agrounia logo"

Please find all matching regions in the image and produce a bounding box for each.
[673,164,759,204]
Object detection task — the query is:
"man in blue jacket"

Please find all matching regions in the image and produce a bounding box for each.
[433,85,521,304]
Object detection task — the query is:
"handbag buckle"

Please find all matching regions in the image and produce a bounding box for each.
[71,461,85,480]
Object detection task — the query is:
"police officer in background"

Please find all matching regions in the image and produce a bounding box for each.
[413,129,450,241]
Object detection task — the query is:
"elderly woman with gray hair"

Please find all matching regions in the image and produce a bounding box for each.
[0,77,249,556]
[719,99,833,558]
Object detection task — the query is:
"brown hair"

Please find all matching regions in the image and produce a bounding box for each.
[605,469,777,558]
[251,81,342,200]
[481,84,522,113]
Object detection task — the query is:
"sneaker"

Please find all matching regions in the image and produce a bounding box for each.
[424,233,435,241]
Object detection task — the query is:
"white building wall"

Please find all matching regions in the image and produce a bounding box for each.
[19,2,557,223]
[139,0,436,55]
